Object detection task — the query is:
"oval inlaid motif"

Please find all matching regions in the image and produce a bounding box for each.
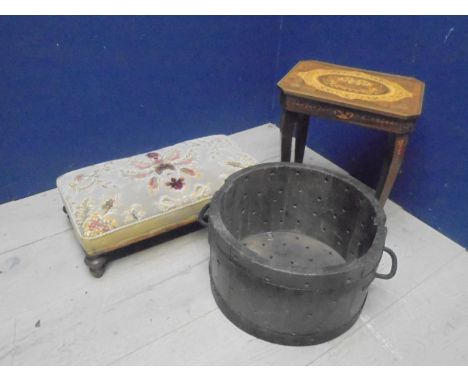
[297,69,413,102]
[319,75,389,96]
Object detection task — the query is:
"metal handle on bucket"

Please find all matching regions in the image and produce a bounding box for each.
[375,247,398,280]
[198,203,210,228]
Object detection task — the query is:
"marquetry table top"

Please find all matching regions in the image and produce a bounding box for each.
[278,60,425,119]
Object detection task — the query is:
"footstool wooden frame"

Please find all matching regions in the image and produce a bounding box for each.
[278,60,425,205]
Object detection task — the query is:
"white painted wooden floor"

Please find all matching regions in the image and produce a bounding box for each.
[0,124,466,365]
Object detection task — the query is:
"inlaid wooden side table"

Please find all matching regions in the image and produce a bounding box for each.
[277,60,425,205]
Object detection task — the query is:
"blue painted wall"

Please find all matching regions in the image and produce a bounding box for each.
[1,16,467,247]
[274,16,468,247]
[0,16,280,202]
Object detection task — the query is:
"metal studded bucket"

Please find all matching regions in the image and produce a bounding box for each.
[199,162,397,346]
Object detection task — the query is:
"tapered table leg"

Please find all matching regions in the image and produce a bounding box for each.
[376,134,409,205]
[294,114,310,163]
[280,110,297,162]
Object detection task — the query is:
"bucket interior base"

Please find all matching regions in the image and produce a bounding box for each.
[241,231,346,270]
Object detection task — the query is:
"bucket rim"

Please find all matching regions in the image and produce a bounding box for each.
[208,162,387,283]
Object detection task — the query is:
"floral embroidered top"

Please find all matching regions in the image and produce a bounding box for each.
[57,135,257,239]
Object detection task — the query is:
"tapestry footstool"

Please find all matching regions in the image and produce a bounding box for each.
[57,135,257,277]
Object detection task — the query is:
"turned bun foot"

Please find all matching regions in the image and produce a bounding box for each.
[84,255,108,278]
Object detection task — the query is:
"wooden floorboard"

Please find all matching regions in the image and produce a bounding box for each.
[0,189,70,256]
[312,251,468,365]
[0,124,465,365]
